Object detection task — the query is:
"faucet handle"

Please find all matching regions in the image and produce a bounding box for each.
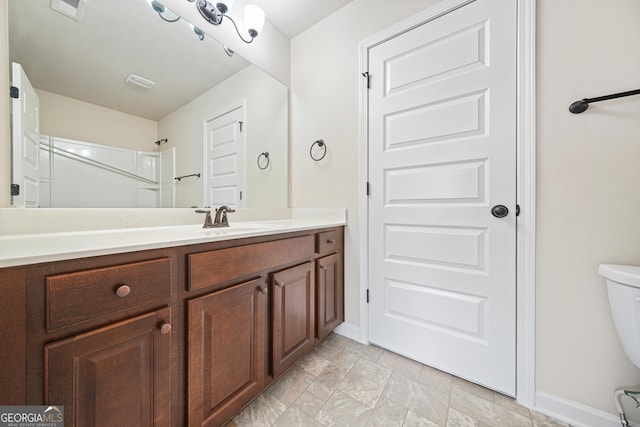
[195,209,214,228]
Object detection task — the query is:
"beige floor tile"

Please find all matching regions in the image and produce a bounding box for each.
[451,377,495,402]
[312,342,342,362]
[367,397,408,427]
[272,405,323,427]
[493,392,531,417]
[307,351,359,400]
[267,367,315,406]
[232,393,287,427]
[417,365,453,395]
[383,372,450,425]
[297,350,332,377]
[446,408,478,427]
[404,410,442,427]
[293,390,326,418]
[338,358,393,408]
[378,350,423,379]
[321,333,351,352]
[315,390,374,427]
[345,340,385,362]
[449,387,532,427]
[531,411,571,427]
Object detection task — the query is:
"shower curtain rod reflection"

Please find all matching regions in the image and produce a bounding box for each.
[39,142,159,185]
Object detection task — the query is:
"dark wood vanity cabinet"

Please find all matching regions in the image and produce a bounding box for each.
[187,278,268,427]
[272,261,316,377]
[4,226,343,427]
[45,308,173,427]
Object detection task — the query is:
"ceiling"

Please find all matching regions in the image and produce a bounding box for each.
[8,0,353,121]
[251,0,354,38]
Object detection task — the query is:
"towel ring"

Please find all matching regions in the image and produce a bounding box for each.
[257,152,270,170]
[310,140,327,161]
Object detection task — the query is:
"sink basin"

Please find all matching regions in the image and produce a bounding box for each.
[169,222,282,236]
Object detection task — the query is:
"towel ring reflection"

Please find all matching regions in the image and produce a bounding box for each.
[310,139,327,161]
[257,152,270,170]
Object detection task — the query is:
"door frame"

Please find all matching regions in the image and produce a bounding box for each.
[357,0,536,407]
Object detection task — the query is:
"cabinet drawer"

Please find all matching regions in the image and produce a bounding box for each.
[46,258,172,331]
[316,229,342,255]
[188,235,314,291]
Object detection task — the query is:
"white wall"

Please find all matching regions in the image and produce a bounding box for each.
[36,90,158,152]
[291,0,640,423]
[536,0,640,421]
[159,64,288,209]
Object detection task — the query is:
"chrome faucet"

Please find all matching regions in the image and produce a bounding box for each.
[195,209,214,228]
[213,205,236,227]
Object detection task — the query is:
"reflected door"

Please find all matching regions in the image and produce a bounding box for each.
[204,105,246,207]
[367,0,517,395]
[11,62,40,207]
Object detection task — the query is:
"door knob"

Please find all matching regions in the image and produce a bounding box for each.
[491,205,509,218]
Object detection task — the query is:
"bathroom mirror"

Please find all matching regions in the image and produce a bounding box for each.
[8,0,288,208]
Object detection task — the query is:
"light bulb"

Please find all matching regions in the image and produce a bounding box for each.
[216,0,234,14]
[244,4,265,38]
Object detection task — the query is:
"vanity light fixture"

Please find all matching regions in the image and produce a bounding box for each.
[193,0,265,44]
[190,24,206,41]
[147,0,180,22]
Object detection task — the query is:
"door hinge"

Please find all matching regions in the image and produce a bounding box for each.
[366,289,370,303]
[239,121,243,132]
[10,86,19,99]
[10,184,19,196]
[516,204,521,216]
[361,72,370,89]
[366,181,370,196]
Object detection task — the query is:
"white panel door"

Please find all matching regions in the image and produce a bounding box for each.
[204,106,245,207]
[368,0,517,395]
[11,62,40,207]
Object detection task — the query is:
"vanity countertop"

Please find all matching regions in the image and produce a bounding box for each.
[0,209,346,268]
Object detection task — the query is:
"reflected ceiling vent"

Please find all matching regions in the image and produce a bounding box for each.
[51,0,88,21]
[125,74,156,90]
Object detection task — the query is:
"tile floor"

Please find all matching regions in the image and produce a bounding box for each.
[225,334,569,427]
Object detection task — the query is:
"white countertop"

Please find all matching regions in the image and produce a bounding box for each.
[0,209,346,268]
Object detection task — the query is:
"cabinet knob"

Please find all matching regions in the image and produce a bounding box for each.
[275,281,284,288]
[159,323,172,335]
[326,239,336,244]
[115,284,131,298]
[259,287,268,294]
[320,265,327,271]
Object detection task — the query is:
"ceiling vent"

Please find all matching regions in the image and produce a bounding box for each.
[125,74,156,90]
[51,0,88,21]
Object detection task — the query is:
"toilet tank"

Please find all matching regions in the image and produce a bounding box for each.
[599,264,640,369]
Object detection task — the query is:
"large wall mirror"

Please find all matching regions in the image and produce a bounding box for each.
[8,0,288,208]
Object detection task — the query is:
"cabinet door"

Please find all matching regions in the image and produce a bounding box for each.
[272,262,315,378]
[188,278,267,427]
[45,307,173,427]
[316,254,344,341]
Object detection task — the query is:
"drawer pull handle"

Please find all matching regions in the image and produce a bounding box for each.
[115,285,131,298]
[326,239,336,244]
[159,323,172,335]
[260,287,268,294]
[276,281,284,288]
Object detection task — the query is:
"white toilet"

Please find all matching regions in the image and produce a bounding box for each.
[599,264,640,368]
[599,264,640,427]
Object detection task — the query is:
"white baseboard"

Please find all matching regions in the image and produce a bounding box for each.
[333,322,363,343]
[536,391,640,427]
